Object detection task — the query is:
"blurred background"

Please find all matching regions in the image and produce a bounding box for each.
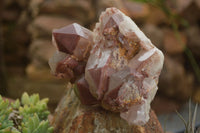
[0,0,200,132]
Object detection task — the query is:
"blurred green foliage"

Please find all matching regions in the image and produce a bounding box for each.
[0,93,53,133]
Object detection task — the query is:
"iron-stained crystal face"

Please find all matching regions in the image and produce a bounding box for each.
[49,23,92,82]
[53,23,93,57]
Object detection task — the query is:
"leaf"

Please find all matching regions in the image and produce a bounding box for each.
[40,98,49,104]
[12,99,20,109]
[22,114,53,133]
[30,94,39,105]
[176,101,199,133]
[175,110,187,129]
[48,127,54,133]
[33,121,49,133]
[192,104,198,133]
[188,99,192,132]
[21,93,30,105]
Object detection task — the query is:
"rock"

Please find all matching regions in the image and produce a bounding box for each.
[39,0,94,23]
[193,87,200,103]
[163,30,186,54]
[29,0,45,17]
[0,25,7,95]
[7,75,66,106]
[181,3,200,24]
[96,0,127,17]
[1,9,20,21]
[3,26,30,67]
[151,95,181,115]
[52,87,164,133]
[123,1,149,19]
[3,0,28,8]
[196,0,200,8]
[28,39,55,82]
[165,0,193,13]
[4,0,14,7]
[26,63,59,82]
[28,15,75,39]
[146,7,168,25]
[159,56,194,100]
[165,0,200,15]
[17,0,29,8]
[185,26,200,56]
[29,39,56,66]
[142,24,164,49]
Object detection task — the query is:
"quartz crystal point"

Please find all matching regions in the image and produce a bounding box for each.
[85,7,164,125]
[49,23,93,82]
[76,76,99,105]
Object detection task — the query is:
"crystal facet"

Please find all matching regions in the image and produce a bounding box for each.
[76,76,99,105]
[53,23,93,56]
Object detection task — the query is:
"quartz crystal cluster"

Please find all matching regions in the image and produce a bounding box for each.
[49,23,92,82]
[49,7,164,125]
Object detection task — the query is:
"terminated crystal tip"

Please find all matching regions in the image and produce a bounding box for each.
[49,8,164,125]
[49,23,93,82]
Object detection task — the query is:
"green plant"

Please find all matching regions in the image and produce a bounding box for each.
[0,93,53,133]
[176,100,198,133]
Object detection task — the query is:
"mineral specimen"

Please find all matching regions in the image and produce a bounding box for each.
[49,7,164,125]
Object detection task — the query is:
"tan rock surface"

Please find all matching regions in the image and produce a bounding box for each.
[159,56,194,100]
[28,15,75,39]
[193,87,200,103]
[52,87,164,133]
[26,63,58,81]
[123,1,149,19]
[163,30,186,54]
[29,39,56,65]
[186,26,200,56]
[142,24,164,49]
[7,75,66,107]
[39,0,94,23]
[146,7,168,25]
